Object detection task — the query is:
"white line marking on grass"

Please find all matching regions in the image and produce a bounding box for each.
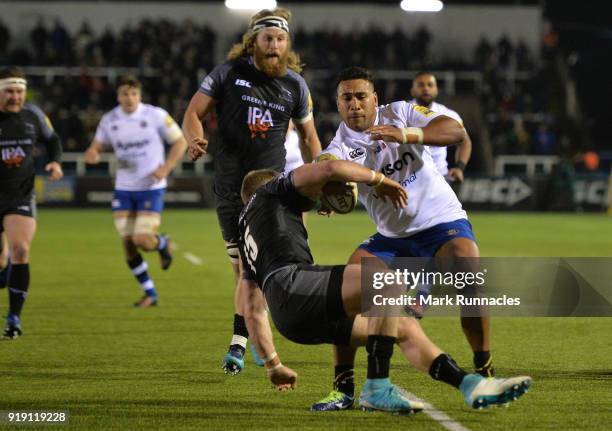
[405,392,472,431]
[183,252,203,266]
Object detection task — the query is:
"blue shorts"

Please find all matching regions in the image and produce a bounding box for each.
[112,189,165,213]
[358,219,476,264]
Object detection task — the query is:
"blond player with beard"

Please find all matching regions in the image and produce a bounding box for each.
[182,8,321,375]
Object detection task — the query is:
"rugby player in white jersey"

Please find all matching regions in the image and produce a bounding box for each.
[409,71,472,182]
[84,76,187,307]
[311,67,492,411]
[238,161,531,413]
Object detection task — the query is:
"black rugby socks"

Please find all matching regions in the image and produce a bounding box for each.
[8,263,29,318]
[366,335,395,380]
[429,353,469,389]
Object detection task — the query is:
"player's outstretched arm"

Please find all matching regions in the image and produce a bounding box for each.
[84,139,104,165]
[294,119,322,162]
[366,115,465,147]
[182,91,216,161]
[242,279,297,391]
[293,160,407,208]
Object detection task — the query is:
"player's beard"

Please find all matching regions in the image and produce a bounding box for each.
[415,95,434,107]
[253,45,289,77]
[1,101,23,113]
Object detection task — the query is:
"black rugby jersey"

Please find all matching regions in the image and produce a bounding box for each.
[238,171,316,287]
[0,103,62,203]
[199,56,312,162]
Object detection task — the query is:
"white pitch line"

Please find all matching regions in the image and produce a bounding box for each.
[406,392,472,431]
[183,252,203,266]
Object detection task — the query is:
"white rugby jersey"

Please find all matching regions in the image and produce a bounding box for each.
[409,99,463,176]
[321,101,467,238]
[94,103,183,191]
[283,129,304,173]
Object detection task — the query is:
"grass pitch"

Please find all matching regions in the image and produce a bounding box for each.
[0,209,611,430]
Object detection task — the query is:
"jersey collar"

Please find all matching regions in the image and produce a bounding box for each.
[118,103,143,118]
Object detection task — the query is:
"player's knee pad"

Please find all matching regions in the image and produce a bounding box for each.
[226,242,239,265]
[114,215,136,237]
[133,213,161,236]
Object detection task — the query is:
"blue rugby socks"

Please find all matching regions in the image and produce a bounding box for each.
[127,254,157,298]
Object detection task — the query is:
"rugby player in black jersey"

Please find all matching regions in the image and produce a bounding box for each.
[182,8,321,374]
[237,160,531,413]
[0,67,63,339]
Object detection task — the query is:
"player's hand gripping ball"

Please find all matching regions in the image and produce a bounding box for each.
[320,181,358,214]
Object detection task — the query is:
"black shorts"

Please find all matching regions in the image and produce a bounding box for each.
[0,194,37,227]
[263,263,354,346]
[214,150,285,243]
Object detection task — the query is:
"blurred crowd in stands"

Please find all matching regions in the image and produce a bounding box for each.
[0,16,600,173]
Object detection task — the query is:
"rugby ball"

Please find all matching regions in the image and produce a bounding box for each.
[320,181,358,214]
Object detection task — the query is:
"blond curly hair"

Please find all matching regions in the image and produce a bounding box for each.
[227,7,303,73]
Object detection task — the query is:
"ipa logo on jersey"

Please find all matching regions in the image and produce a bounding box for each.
[247,106,274,139]
[1,146,26,168]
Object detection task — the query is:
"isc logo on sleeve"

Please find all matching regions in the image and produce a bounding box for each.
[235,79,252,88]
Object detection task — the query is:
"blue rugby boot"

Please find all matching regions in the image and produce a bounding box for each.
[359,378,424,414]
[222,346,245,375]
[460,373,532,409]
[3,314,22,340]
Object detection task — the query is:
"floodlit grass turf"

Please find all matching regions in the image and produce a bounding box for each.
[0,209,611,430]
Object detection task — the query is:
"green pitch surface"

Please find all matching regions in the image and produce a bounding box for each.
[1,210,611,430]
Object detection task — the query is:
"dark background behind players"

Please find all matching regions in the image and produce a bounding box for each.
[0,0,609,212]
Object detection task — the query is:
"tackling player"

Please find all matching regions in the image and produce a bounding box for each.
[84,76,187,307]
[410,71,472,182]
[249,120,306,367]
[237,161,531,413]
[0,67,63,339]
[182,7,321,374]
[312,67,493,411]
